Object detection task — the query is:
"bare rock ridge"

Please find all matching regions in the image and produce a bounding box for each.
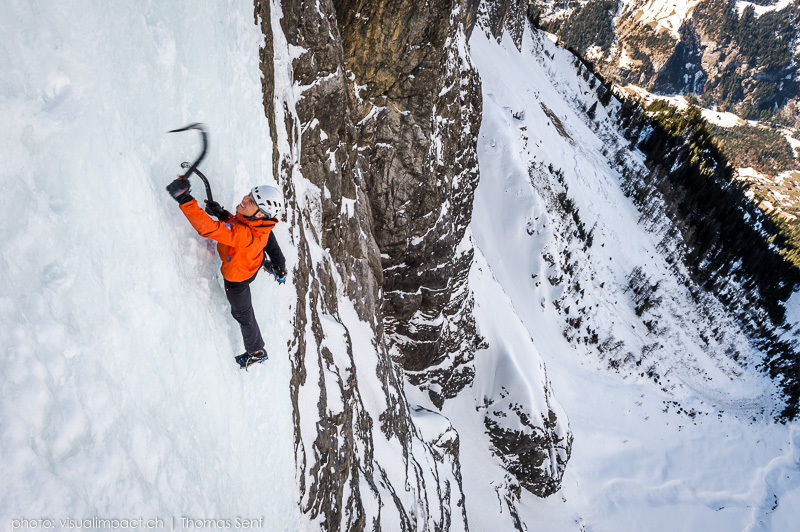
[477,0,527,50]
[255,0,571,528]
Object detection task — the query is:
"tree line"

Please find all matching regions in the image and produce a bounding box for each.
[617,98,800,420]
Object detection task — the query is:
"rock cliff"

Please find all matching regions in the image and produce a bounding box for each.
[254,0,571,528]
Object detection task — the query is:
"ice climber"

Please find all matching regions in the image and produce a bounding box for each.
[166,177,287,369]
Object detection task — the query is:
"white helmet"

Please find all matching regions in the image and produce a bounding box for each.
[251,184,284,219]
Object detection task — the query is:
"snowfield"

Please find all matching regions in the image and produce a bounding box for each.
[736,0,794,18]
[1,1,799,531]
[467,27,800,531]
[620,85,747,128]
[623,0,704,39]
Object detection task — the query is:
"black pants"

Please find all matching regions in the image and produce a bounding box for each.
[224,273,264,354]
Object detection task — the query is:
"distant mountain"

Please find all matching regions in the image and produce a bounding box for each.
[534,0,800,122]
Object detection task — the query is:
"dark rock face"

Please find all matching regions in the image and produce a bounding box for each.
[484,395,571,498]
[478,0,526,49]
[328,0,486,407]
[254,0,479,528]
[255,0,572,526]
[652,23,705,95]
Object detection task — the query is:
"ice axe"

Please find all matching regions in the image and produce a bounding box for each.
[168,122,214,202]
[180,161,214,203]
[168,122,208,181]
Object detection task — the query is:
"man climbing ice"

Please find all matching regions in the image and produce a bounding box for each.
[166,177,287,369]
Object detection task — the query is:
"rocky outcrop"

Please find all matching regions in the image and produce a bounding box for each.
[483,384,571,498]
[331,0,486,407]
[652,22,705,95]
[255,0,481,528]
[255,0,572,527]
[477,0,527,49]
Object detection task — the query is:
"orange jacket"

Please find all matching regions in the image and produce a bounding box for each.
[179,199,277,282]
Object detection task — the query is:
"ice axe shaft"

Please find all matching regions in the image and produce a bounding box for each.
[181,162,214,203]
[168,123,208,181]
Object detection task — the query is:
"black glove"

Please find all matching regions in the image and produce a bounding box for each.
[166,178,193,204]
[204,200,230,220]
[275,267,287,283]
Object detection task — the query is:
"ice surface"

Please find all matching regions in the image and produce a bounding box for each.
[0,0,302,528]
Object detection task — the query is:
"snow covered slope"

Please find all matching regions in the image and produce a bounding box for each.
[467,25,800,531]
[623,0,703,38]
[736,0,795,17]
[1,0,303,528]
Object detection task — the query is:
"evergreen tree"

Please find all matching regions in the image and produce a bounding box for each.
[616,98,800,420]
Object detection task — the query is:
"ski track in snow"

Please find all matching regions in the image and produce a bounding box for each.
[1,0,302,528]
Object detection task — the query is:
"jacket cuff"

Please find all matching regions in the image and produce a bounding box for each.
[177,193,194,205]
[179,197,198,210]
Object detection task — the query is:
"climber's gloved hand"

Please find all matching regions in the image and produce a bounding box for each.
[275,267,287,284]
[204,200,230,220]
[166,178,193,204]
